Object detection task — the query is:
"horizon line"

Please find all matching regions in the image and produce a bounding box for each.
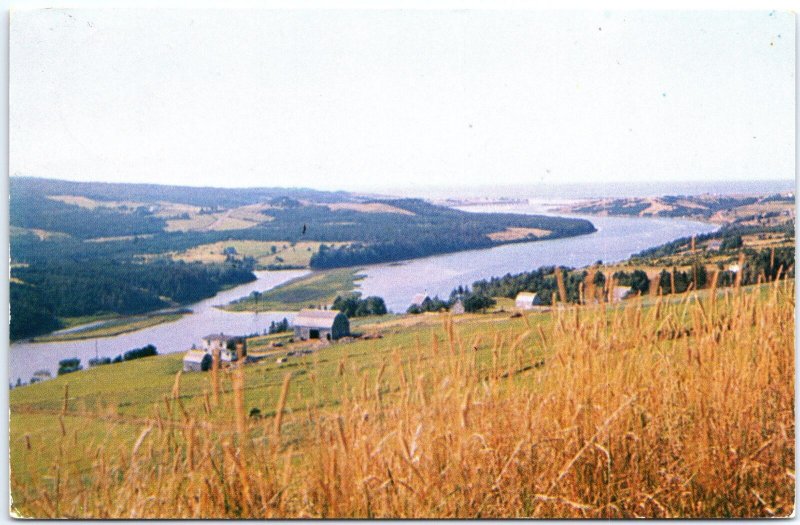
[11,174,796,194]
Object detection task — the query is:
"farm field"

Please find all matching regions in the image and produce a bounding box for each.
[222,268,365,312]
[171,240,354,269]
[10,280,794,518]
[558,193,795,227]
[57,313,121,330]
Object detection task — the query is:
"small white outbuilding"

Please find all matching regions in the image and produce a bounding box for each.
[183,349,212,372]
[611,286,633,303]
[515,292,543,310]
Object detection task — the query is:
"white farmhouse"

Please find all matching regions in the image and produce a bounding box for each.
[202,333,246,362]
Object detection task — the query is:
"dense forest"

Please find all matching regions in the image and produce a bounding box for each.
[307,202,595,268]
[10,261,254,341]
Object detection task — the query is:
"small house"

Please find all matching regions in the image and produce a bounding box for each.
[706,240,722,251]
[202,333,236,352]
[450,299,465,315]
[515,292,542,310]
[202,333,246,362]
[183,349,212,372]
[611,286,633,303]
[293,309,350,341]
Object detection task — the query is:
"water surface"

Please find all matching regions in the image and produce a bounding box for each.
[10,270,308,383]
[356,203,717,311]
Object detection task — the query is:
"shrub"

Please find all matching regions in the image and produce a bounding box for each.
[57,358,82,375]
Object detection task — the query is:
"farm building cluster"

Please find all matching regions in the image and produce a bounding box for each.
[183,285,640,372]
[183,333,247,372]
[182,308,351,372]
[513,285,633,310]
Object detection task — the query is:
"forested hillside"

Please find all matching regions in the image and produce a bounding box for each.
[10,262,254,341]
[461,222,795,307]
[10,177,595,340]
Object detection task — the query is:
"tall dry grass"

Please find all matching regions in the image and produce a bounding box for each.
[10,280,795,518]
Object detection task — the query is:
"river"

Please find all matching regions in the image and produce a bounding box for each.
[9,204,717,383]
[9,270,309,384]
[357,202,718,311]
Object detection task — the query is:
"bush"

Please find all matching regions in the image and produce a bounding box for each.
[463,294,496,313]
[720,235,744,250]
[122,344,158,361]
[333,295,388,317]
[57,358,82,375]
[613,269,650,295]
[269,318,291,334]
[407,296,449,314]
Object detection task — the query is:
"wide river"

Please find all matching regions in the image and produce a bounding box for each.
[9,203,716,383]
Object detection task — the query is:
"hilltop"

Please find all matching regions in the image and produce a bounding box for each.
[555,192,795,226]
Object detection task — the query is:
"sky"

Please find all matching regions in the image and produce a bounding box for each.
[9,9,795,191]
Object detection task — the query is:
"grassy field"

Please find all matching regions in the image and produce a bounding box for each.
[58,313,121,330]
[33,313,187,343]
[9,280,794,518]
[10,225,71,241]
[245,332,295,353]
[171,240,353,269]
[222,268,364,312]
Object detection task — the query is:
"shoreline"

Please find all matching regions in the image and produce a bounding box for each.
[30,311,190,343]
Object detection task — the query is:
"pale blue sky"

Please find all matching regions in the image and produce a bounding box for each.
[10,9,795,190]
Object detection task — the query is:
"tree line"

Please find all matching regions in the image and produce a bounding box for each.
[459,245,794,307]
[407,288,497,314]
[332,295,388,317]
[10,261,255,341]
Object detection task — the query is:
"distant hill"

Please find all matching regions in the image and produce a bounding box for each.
[10,176,355,208]
[556,192,795,227]
[11,176,595,244]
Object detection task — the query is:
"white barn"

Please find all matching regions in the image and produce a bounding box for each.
[293,309,350,341]
[611,286,633,303]
[515,292,543,310]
